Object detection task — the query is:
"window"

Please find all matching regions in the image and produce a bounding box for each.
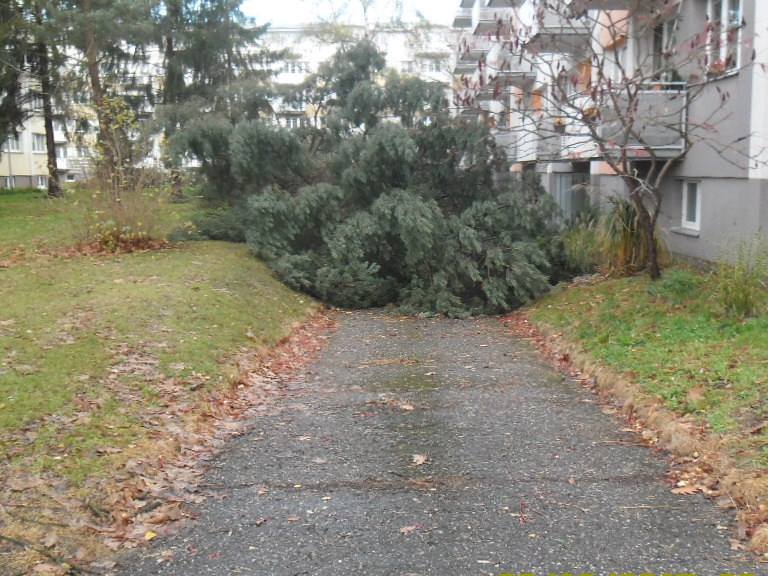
[30,93,44,111]
[36,175,48,189]
[708,0,743,73]
[32,133,46,153]
[284,116,306,129]
[420,59,443,73]
[283,61,309,74]
[5,134,20,152]
[55,145,67,159]
[66,173,76,182]
[682,181,701,230]
[3,176,16,189]
[652,19,676,80]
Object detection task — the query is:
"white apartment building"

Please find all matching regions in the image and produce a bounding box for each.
[452,0,768,263]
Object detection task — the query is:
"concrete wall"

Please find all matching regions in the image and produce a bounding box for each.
[658,176,767,261]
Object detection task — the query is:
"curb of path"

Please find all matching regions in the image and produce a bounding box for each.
[503,312,768,557]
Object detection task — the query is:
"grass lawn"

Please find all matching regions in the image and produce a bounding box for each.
[0,187,197,258]
[0,189,316,570]
[528,269,768,468]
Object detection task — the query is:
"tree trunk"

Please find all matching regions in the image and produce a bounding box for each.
[163,1,185,202]
[631,191,661,280]
[35,37,62,198]
[646,217,661,280]
[83,0,117,193]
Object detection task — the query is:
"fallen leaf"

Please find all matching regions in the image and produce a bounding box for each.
[32,564,62,574]
[399,403,415,411]
[144,530,158,541]
[672,484,702,495]
[43,533,59,548]
[411,454,428,466]
[286,516,300,522]
[399,524,421,535]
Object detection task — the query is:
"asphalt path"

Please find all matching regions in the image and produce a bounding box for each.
[118,311,760,575]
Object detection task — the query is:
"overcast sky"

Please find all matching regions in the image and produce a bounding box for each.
[242,0,454,28]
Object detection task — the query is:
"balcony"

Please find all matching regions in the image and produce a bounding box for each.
[525,5,591,54]
[453,58,478,75]
[472,1,514,35]
[456,35,494,65]
[596,83,688,159]
[536,118,561,161]
[557,93,600,160]
[486,45,535,87]
[453,7,472,28]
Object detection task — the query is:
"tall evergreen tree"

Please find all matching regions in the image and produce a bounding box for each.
[0,1,27,145]
[27,0,65,197]
[60,0,156,191]
[156,0,282,199]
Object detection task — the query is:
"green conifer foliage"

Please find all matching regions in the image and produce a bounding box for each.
[182,39,565,316]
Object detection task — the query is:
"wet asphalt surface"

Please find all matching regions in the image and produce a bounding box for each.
[118,311,761,575]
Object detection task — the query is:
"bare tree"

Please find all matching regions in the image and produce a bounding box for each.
[455,0,764,279]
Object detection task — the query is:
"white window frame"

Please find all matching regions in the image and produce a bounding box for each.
[3,176,16,189]
[36,175,48,189]
[5,134,21,152]
[32,133,46,153]
[682,180,701,231]
[708,0,743,73]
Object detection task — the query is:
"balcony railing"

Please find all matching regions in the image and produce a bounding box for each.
[457,35,494,64]
[453,7,472,28]
[526,5,590,53]
[472,1,513,35]
[596,83,688,159]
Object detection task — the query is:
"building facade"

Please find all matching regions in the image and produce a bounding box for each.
[451,0,768,263]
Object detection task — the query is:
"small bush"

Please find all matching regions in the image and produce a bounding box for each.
[715,238,768,318]
[193,207,247,243]
[562,222,600,275]
[647,268,704,306]
[74,182,168,252]
[598,197,666,276]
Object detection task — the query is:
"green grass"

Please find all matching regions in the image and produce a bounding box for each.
[529,268,768,466]
[0,187,197,257]
[0,191,315,484]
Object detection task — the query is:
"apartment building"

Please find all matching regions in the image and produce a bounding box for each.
[1,87,95,190]
[452,0,768,262]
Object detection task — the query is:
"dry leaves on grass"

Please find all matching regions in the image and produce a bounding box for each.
[0,311,336,572]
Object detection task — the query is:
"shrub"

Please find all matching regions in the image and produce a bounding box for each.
[562,222,600,276]
[715,238,768,318]
[193,207,247,243]
[73,180,168,252]
[598,196,666,276]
